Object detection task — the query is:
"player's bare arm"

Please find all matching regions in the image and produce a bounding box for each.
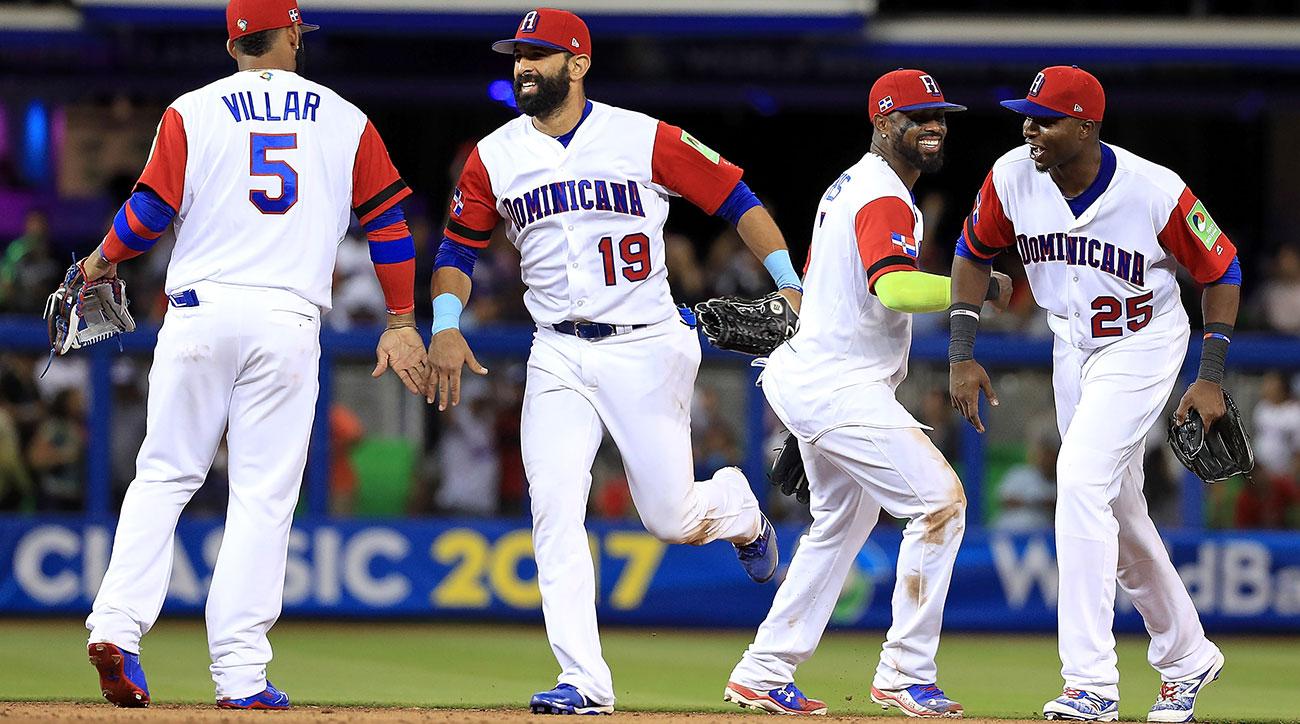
[1175,282,1241,428]
[948,255,1001,433]
[426,266,487,410]
[734,206,802,312]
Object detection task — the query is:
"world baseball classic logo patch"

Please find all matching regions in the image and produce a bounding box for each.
[1185,200,1222,252]
[891,232,918,258]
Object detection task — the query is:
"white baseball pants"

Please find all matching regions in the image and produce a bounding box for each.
[522,317,763,706]
[86,281,321,700]
[730,424,965,692]
[1052,324,1221,700]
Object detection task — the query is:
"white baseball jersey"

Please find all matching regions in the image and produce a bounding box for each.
[137,69,410,311]
[764,152,927,440]
[443,101,744,326]
[960,143,1236,350]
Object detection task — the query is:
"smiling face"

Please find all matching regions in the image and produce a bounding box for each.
[512,44,576,117]
[879,108,948,174]
[1022,114,1096,173]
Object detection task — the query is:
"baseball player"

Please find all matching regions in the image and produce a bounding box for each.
[724,69,1010,718]
[949,66,1238,722]
[83,0,426,708]
[426,8,801,715]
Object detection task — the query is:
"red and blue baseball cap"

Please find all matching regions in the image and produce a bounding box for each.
[226,0,317,41]
[492,8,592,57]
[1001,66,1105,121]
[870,69,967,116]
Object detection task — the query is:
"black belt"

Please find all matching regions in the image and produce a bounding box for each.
[551,321,647,340]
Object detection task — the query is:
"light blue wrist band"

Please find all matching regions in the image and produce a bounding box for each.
[432,293,464,334]
[763,249,802,292]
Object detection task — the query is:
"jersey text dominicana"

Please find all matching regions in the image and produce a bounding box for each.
[962,144,1235,350]
[444,101,743,326]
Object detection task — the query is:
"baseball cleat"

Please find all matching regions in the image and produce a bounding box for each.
[1043,688,1118,721]
[217,681,291,709]
[724,681,828,715]
[735,514,778,583]
[529,683,613,715]
[88,642,150,707]
[871,684,964,718]
[1147,651,1225,723]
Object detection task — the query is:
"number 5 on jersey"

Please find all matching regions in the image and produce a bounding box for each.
[249,132,298,214]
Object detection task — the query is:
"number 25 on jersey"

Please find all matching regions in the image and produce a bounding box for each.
[249,132,298,214]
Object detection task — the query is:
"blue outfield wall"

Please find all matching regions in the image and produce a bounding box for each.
[3,516,1298,632]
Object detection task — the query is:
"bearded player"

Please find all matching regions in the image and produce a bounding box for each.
[724,69,1010,718]
[425,8,804,716]
[949,66,1236,722]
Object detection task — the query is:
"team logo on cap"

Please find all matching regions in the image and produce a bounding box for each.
[520,10,539,33]
[1028,72,1046,97]
[878,95,894,113]
[919,74,941,97]
[237,18,248,31]
[288,8,300,22]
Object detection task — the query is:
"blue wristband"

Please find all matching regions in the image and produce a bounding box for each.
[432,293,464,335]
[763,249,802,292]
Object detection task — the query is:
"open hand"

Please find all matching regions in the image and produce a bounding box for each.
[950,359,999,433]
[427,329,489,410]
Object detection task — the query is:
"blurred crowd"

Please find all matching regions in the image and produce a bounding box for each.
[3,143,1300,530]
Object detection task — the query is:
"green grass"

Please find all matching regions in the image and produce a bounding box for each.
[6,619,1298,721]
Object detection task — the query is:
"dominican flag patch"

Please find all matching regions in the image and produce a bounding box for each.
[891,232,918,258]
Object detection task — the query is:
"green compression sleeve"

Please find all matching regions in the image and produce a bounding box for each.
[874,270,953,313]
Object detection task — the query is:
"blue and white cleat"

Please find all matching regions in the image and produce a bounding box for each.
[529,683,613,715]
[872,683,964,718]
[217,681,291,709]
[88,642,150,707]
[1147,651,1225,723]
[725,681,828,715]
[1043,688,1118,721]
[735,515,778,583]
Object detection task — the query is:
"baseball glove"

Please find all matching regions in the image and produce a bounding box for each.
[43,260,136,356]
[1167,388,1255,483]
[769,431,810,504]
[694,291,799,356]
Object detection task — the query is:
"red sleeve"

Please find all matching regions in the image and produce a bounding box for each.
[444,146,500,249]
[959,170,1016,260]
[135,107,187,212]
[856,196,919,292]
[650,121,744,214]
[1157,187,1237,284]
[352,120,412,225]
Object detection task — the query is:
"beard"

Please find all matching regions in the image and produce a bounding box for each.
[514,69,570,118]
[294,41,306,74]
[896,132,945,174]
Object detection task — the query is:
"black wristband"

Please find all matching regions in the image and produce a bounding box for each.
[984,275,1001,302]
[948,303,981,364]
[1197,323,1233,384]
